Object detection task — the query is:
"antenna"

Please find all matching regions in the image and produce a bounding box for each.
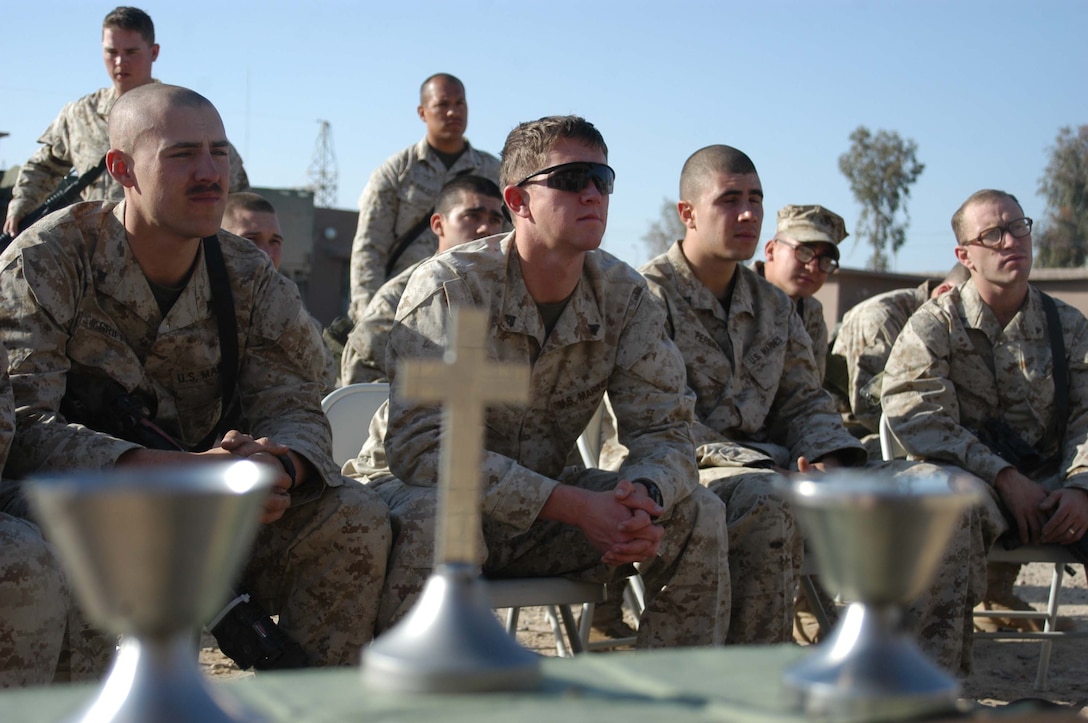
[307,120,339,208]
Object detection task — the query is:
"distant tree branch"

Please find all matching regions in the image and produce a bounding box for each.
[641,197,685,260]
[1036,125,1088,268]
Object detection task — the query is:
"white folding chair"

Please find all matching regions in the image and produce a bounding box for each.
[974,544,1086,689]
[321,383,390,466]
[879,411,1087,690]
[878,410,908,461]
[572,399,649,651]
[486,578,606,657]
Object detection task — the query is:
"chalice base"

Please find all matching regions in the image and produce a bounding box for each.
[70,634,263,723]
[782,603,960,722]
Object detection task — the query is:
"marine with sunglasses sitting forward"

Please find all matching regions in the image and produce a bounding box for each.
[635,145,866,645]
[754,205,846,382]
[344,115,730,646]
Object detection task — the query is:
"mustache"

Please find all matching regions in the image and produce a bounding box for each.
[187,183,223,196]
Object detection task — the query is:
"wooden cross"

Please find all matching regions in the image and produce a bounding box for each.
[397,307,530,566]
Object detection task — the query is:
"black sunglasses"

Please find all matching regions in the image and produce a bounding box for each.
[515,162,615,195]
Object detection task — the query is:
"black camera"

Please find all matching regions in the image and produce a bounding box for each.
[208,593,309,671]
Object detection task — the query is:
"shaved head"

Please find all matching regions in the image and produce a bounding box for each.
[105,83,229,248]
[679,145,757,202]
[109,83,218,151]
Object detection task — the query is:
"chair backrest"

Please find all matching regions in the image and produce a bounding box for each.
[321,383,391,467]
[878,411,908,461]
[576,401,605,469]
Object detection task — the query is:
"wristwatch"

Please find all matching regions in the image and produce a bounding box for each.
[632,478,664,515]
[274,453,297,491]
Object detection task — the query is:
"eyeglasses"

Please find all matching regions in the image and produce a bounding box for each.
[962,217,1033,248]
[515,162,615,195]
[775,237,839,274]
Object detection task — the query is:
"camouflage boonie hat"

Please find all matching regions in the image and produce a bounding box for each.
[776,205,848,261]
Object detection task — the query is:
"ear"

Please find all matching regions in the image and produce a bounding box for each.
[763,239,776,260]
[106,148,136,187]
[503,185,531,220]
[430,211,444,238]
[150,43,160,62]
[932,282,954,299]
[417,104,426,123]
[953,244,972,270]
[677,200,695,230]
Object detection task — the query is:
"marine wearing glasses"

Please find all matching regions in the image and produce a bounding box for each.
[961,217,1033,248]
[759,204,849,384]
[515,161,616,195]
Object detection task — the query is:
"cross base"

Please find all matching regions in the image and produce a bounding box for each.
[361,563,541,693]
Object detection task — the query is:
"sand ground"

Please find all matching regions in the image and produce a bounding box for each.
[199,561,1088,714]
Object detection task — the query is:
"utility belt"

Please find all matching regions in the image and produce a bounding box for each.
[61,375,190,452]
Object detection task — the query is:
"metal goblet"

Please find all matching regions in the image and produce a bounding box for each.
[27,460,275,723]
[781,470,981,721]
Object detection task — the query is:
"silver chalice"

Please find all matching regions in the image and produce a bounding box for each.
[27,460,274,723]
[781,470,980,721]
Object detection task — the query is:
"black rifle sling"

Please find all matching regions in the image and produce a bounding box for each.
[383,214,431,278]
[195,235,240,451]
[965,291,1068,461]
[383,167,475,278]
[1040,292,1068,454]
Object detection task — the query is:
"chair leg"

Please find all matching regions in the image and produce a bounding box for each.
[623,575,646,619]
[505,607,520,636]
[557,604,585,654]
[799,575,833,636]
[544,606,571,657]
[578,602,596,649]
[1034,562,1065,690]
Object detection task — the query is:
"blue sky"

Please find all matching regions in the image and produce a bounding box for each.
[3,1,1085,274]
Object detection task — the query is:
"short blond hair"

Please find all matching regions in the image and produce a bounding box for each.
[950,189,1022,244]
[499,116,607,190]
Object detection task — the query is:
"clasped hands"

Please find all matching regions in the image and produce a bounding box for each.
[215,430,295,524]
[995,467,1088,546]
[115,430,296,524]
[581,479,665,567]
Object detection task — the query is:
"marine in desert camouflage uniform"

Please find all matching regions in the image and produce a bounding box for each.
[345,116,730,647]
[638,146,866,645]
[753,204,847,383]
[346,74,501,321]
[0,85,390,670]
[341,175,505,384]
[883,188,1088,674]
[222,191,337,394]
[3,7,247,239]
[830,264,969,435]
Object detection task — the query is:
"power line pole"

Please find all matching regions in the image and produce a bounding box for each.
[307,120,338,208]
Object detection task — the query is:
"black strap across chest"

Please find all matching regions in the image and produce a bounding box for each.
[195,235,239,451]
